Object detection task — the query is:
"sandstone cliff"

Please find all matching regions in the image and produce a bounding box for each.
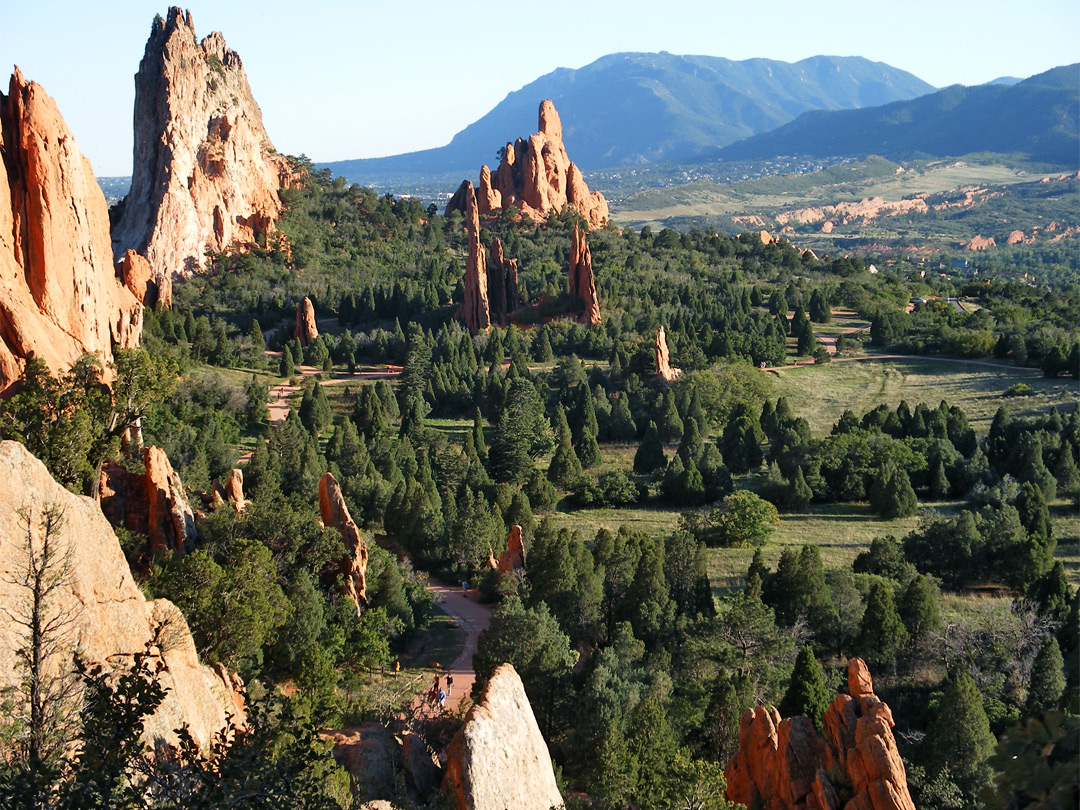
[112,8,299,288]
[0,69,142,395]
[442,663,563,810]
[0,440,243,751]
[486,236,520,326]
[725,658,915,810]
[294,296,319,346]
[569,224,601,325]
[319,472,369,615]
[655,326,682,383]
[447,100,608,229]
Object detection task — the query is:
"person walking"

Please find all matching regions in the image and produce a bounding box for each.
[445,673,454,698]
[437,689,447,711]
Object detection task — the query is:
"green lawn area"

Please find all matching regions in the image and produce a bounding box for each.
[767,358,1074,434]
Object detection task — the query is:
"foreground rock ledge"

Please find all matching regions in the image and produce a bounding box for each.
[442,663,563,810]
[0,441,244,751]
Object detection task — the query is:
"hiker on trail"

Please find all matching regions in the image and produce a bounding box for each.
[432,674,441,693]
[437,689,446,710]
[445,673,454,697]
[393,660,400,676]
[462,580,468,596]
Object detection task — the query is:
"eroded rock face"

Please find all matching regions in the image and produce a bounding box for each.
[0,441,243,751]
[0,69,142,395]
[569,224,601,325]
[319,472,369,615]
[294,296,318,347]
[725,658,915,810]
[655,326,682,383]
[496,524,526,578]
[461,183,491,335]
[486,237,519,326]
[442,663,563,810]
[966,234,996,251]
[112,8,299,287]
[447,100,608,229]
[117,248,170,308]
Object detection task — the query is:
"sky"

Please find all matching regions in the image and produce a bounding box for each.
[3,0,1078,176]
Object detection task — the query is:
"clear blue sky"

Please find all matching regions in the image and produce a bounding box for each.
[4,0,1077,176]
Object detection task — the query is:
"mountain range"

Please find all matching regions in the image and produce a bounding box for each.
[321,53,934,184]
[712,64,1080,165]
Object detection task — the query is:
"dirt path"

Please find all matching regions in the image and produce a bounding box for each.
[413,581,491,715]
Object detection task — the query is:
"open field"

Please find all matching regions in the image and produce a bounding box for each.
[766,358,1074,434]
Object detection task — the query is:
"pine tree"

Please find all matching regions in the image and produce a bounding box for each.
[898,574,942,647]
[608,393,638,441]
[787,467,813,509]
[279,345,295,378]
[858,582,910,674]
[1026,636,1065,716]
[548,409,584,489]
[1019,434,1057,501]
[923,672,995,799]
[657,389,684,442]
[633,421,666,474]
[779,646,831,728]
[869,463,918,519]
[929,459,950,500]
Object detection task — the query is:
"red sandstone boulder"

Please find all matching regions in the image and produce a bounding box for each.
[117,248,170,308]
[496,525,526,577]
[0,69,142,395]
[569,225,601,325]
[319,472,369,614]
[143,446,197,556]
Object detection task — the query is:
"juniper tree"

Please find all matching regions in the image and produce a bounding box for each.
[779,646,831,729]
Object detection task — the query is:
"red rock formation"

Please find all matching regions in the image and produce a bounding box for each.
[294,296,318,346]
[760,230,775,245]
[208,468,246,512]
[0,441,244,751]
[569,224,601,325]
[319,472,369,615]
[1006,229,1026,245]
[487,236,519,326]
[112,8,300,288]
[0,69,142,395]
[117,248,170,308]
[496,525,526,578]
[447,100,608,229]
[442,663,563,810]
[655,326,682,383]
[965,235,996,251]
[725,658,915,810]
[143,446,197,555]
[461,183,491,335]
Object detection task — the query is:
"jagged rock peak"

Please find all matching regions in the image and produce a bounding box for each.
[461,182,491,335]
[655,326,682,383]
[0,68,142,395]
[486,236,519,326]
[446,99,608,229]
[725,658,916,810]
[569,224,601,325]
[318,472,369,615]
[442,663,563,810]
[0,440,244,751]
[112,7,301,288]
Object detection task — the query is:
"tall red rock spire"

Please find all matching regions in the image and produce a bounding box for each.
[112,7,300,289]
[0,68,141,395]
[569,224,601,325]
[462,182,491,335]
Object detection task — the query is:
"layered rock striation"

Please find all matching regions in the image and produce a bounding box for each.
[447,100,608,229]
[318,472,369,615]
[460,183,491,335]
[442,663,563,810]
[0,69,142,395]
[486,237,520,326]
[569,224,601,325]
[725,658,915,810]
[112,8,299,288]
[294,296,318,347]
[0,440,243,751]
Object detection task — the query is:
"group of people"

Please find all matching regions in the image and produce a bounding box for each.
[427,672,453,712]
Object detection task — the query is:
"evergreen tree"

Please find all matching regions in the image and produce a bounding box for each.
[929,459,951,500]
[1025,636,1065,716]
[779,646,831,728]
[279,345,295,378]
[786,466,813,509]
[808,289,831,323]
[608,393,638,441]
[897,574,942,648]
[923,673,995,800]
[1019,434,1056,501]
[548,406,584,489]
[869,463,918,519]
[489,378,552,484]
[858,582,910,674]
[657,389,684,442]
[633,421,667,474]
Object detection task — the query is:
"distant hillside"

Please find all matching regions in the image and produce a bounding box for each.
[322,53,933,183]
[713,65,1079,166]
